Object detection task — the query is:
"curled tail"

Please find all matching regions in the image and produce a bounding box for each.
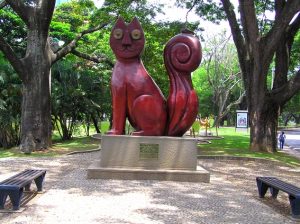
[164,30,202,136]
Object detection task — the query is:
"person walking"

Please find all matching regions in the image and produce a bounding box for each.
[278,131,286,149]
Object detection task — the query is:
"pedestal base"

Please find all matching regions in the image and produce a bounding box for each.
[87,160,210,183]
[87,135,210,183]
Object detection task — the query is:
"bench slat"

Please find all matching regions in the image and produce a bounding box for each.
[0,169,46,181]
[0,170,46,188]
[0,170,45,183]
[260,179,300,194]
[257,177,300,197]
[2,171,45,182]
[257,177,300,191]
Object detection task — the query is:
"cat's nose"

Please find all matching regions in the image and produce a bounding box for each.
[122,31,132,46]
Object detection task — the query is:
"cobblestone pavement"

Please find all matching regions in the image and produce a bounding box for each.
[0,152,300,224]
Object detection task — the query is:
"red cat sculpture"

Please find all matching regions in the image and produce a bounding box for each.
[107,17,202,137]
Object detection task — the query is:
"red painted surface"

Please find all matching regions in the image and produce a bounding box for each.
[107,17,202,136]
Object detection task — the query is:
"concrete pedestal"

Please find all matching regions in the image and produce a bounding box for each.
[87,135,210,183]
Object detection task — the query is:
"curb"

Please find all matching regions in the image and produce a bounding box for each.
[66,147,101,155]
[197,140,211,144]
[197,155,294,167]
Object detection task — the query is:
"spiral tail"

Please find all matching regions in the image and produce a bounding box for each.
[164,30,202,136]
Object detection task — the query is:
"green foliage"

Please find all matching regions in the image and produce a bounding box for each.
[0,54,21,148]
[176,0,226,24]
[0,8,27,55]
[50,21,75,41]
[289,31,300,73]
[100,121,110,133]
[192,67,213,117]
[53,0,97,31]
[52,56,111,140]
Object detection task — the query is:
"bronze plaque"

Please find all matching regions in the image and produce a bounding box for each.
[139,143,159,159]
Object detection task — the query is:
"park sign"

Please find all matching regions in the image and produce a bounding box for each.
[236,110,248,131]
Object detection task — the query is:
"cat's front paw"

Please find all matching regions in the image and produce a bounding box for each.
[106,129,123,135]
[131,130,145,136]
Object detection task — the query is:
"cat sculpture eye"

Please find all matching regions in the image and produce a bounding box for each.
[113,28,123,39]
[131,29,142,40]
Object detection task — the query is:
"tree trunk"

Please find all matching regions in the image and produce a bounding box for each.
[91,115,101,133]
[59,117,72,140]
[249,101,279,152]
[245,47,280,152]
[19,29,52,153]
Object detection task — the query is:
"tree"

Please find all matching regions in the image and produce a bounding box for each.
[0,0,109,153]
[179,0,300,152]
[203,31,245,131]
[51,55,112,140]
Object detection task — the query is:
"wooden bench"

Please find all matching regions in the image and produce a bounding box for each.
[256,176,300,219]
[0,169,46,210]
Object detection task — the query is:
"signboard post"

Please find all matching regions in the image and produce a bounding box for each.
[236,110,248,132]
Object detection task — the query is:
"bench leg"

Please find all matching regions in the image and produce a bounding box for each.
[34,173,46,192]
[289,195,300,219]
[256,179,269,198]
[270,187,279,199]
[25,183,31,191]
[9,188,24,210]
[0,192,8,209]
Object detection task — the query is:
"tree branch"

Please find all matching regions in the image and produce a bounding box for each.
[0,36,25,80]
[239,0,260,54]
[220,0,247,73]
[71,49,114,67]
[273,0,288,90]
[219,91,245,120]
[52,22,109,64]
[40,0,56,28]
[271,70,300,105]
[5,0,32,26]
[263,0,300,64]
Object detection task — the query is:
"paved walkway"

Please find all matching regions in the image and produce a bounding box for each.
[280,128,300,159]
[0,152,300,224]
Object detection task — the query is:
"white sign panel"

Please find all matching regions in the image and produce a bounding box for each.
[236,111,248,128]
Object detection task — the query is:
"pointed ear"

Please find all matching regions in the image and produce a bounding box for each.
[130,17,141,27]
[114,17,127,28]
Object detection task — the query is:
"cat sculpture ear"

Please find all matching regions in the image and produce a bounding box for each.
[128,17,144,41]
[114,17,127,28]
[129,17,143,32]
[129,17,142,28]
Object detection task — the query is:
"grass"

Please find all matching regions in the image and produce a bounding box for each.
[0,121,109,158]
[1,126,300,167]
[198,127,300,167]
[0,136,100,158]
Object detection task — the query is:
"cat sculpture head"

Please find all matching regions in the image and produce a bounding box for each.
[110,17,145,60]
